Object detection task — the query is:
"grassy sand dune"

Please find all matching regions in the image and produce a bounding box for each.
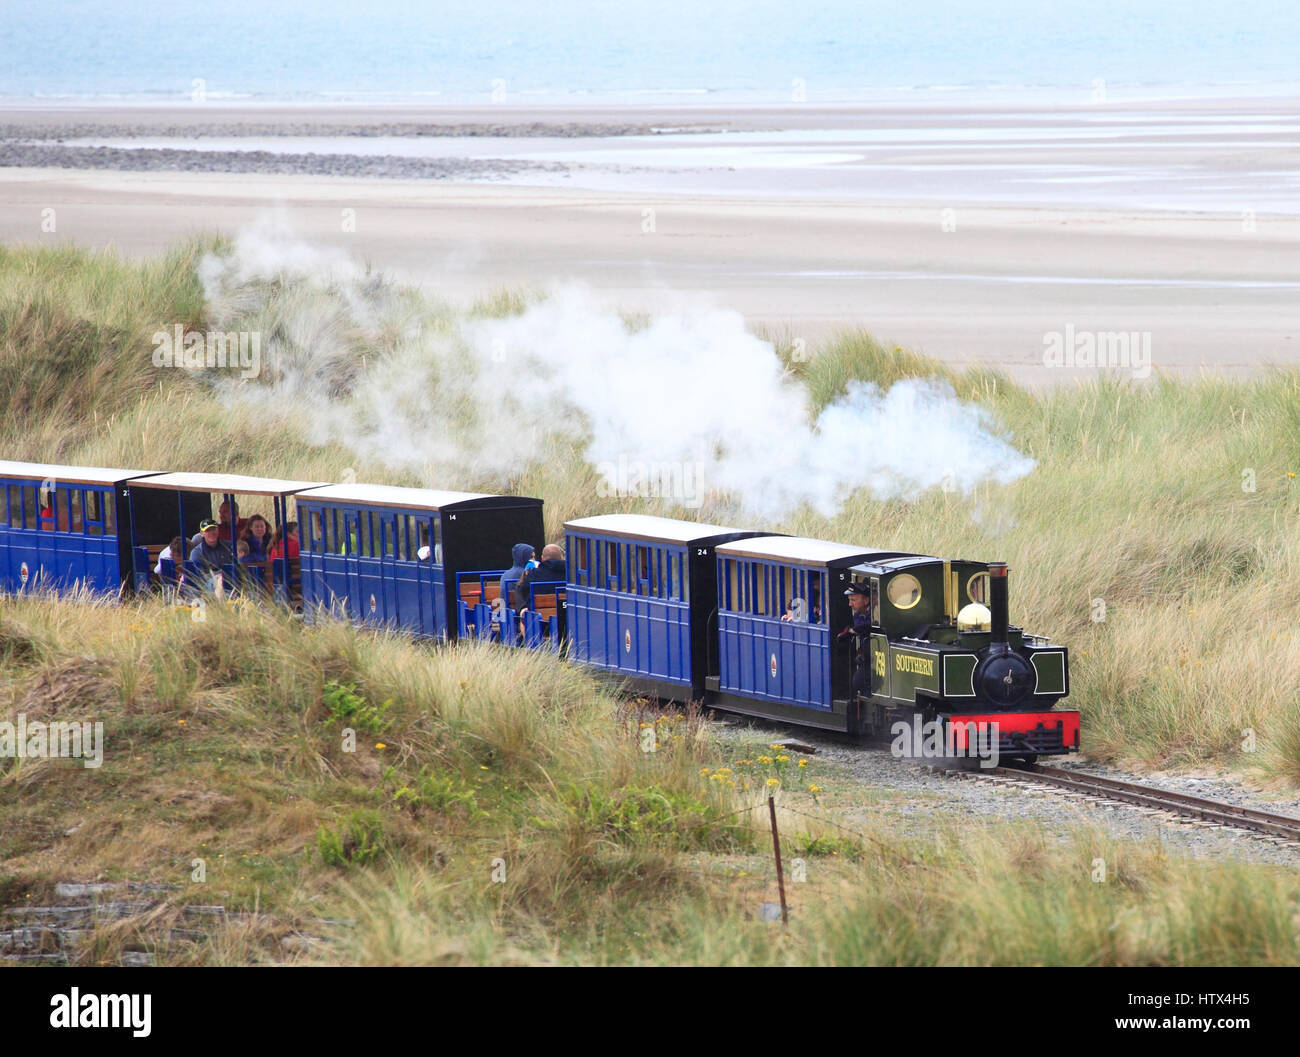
[3,240,1300,965]
[3,594,1298,966]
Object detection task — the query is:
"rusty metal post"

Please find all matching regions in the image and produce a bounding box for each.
[768,794,788,925]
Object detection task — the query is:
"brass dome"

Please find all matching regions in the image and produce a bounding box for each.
[957,602,992,632]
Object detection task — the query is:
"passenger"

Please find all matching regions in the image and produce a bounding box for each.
[514,543,565,612]
[39,495,54,530]
[189,518,234,586]
[415,525,441,563]
[499,543,535,602]
[269,521,300,560]
[241,514,272,562]
[236,539,253,564]
[782,583,821,623]
[155,535,185,576]
[218,500,247,542]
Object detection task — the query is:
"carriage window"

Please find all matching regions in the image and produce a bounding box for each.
[605,541,620,590]
[430,516,443,564]
[69,489,82,532]
[381,516,396,558]
[753,563,769,616]
[323,510,336,553]
[21,486,36,529]
[103,491,115,533]
[8,486,20,527]
[309,511,322,552]
[358,512,372,557]
[678,553,689,604]
[49,489,66,532]
[395,515,406,560]
[574,537,589,586]
[38,486,54,528]
[635,546,650,594]
[84,490,103,535]
[404,516,419,561]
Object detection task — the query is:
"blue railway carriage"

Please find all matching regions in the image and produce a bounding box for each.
[0,460,161,596]
[708,536,915,733]
[295,483,544,640]
[563,514,767,701]
[124,471,327,600]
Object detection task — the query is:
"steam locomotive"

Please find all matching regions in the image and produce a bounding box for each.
[0,461,1075,761]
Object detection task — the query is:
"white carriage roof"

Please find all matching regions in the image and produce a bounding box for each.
[295,482,501,510]
[716,536,881,566]
[564,514,754,544]
[0,460,160,486]
[129,472,329,496]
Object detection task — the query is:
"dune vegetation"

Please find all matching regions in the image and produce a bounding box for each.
[2,239,1299,965]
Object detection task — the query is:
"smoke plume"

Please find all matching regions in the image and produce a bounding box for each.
[199,213,1034,518]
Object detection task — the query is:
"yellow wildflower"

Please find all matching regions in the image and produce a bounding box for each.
[798,759,807,768]
[766,778,780,787]
[375,743,387,750]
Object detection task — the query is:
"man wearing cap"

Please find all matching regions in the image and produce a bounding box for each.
[841,581,873,638]
[189,518,235,589]
[841,580,873,696]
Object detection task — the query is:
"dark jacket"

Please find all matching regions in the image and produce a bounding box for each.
[189,538,234,574]
[243,534,271,562]
[515,558,566,611]
[499,543,535,601]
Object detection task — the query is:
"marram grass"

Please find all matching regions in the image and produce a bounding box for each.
[3,239,1300,965]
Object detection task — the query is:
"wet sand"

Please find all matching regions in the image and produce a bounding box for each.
[2,99,1298,384]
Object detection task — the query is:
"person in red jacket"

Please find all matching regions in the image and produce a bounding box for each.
[269,521,300,560]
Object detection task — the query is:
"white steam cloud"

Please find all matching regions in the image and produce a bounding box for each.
[199,213,1034,518]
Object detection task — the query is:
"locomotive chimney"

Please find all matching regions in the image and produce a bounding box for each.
[988,562,1009,645]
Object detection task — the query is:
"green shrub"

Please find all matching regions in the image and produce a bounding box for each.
[389,766,483,820]
[322,679,392,736]
[316,809,389,869]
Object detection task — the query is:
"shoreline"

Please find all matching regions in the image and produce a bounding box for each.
[2,97,1298,384]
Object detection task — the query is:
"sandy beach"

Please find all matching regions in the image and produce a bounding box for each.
[3,100,1298,384]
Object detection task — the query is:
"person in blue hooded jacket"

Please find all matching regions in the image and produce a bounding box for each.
[499,543,535,604]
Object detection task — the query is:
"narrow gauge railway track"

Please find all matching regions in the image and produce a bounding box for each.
[954,764,1300,842]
